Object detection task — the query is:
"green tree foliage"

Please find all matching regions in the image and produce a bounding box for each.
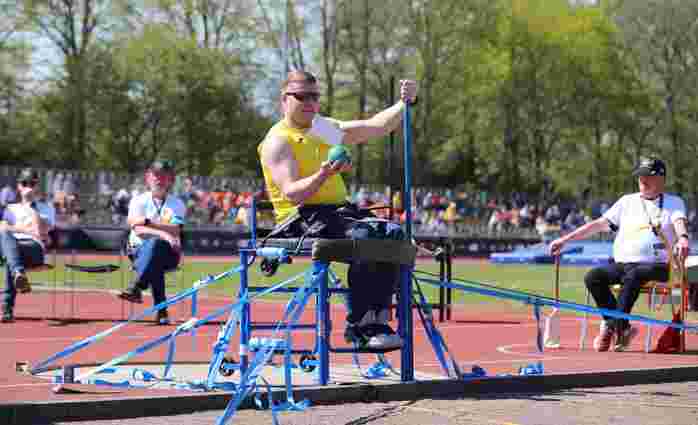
[1,0,698,208]
[105,24,270,176]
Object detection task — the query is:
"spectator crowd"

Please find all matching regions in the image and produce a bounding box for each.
[0,166,696,240]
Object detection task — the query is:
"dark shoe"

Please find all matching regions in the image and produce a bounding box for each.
[361,323,403,350]
[14,272,31,294]
[613,325,639,352]
[156,309,170,326]
[344,310,403,350]
[593,320,614,352]
[1,307,13,323]
[344,323,369,347]
[117,286,143,304]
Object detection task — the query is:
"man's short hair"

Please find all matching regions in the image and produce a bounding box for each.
[281,70,317,94]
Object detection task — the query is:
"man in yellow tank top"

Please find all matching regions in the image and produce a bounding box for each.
[259,70,417,350]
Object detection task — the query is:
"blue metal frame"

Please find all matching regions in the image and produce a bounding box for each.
[235,101,416,385]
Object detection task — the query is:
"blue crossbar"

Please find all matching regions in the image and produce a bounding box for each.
[415,272,698,332]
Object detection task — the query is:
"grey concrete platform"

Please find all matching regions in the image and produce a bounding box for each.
[4,362,698,424]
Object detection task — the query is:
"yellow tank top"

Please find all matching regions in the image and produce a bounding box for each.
[258,120,348,223]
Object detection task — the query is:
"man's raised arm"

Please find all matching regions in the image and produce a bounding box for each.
[338,79,418,145]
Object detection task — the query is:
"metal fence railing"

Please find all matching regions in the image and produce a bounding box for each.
[0,165,546,239]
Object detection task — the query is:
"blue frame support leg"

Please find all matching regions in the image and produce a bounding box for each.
[399,265,414,382]
[400,92,414,382]
[239,251,250,373]
[314,261,331,385]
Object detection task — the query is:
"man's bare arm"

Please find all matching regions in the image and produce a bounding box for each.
[549,217,610,255]
[673,217,690,260]
[339,101,407,145]
[132,222,181,236]
[132,225,179,239]
[127,213,179,232]
[260,134,345,205]
[337,79,418,145]
[673,217,689,237]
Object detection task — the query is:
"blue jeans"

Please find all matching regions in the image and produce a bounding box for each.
[130,238,180,306]
[585,262,668,329]
[1,231,44,309]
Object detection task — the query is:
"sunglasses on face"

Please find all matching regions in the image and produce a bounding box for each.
[285,92,320,103]
[20,180,37,188]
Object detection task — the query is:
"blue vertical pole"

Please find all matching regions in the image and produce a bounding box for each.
[402,104,412,239]
[239,199,256,373]
[400,102,415,382]
[250,198,257,249]
[315,261,330,385]
[239,251,249,373]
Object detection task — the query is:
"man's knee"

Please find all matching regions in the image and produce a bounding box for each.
[584,267,607,289]
[140,237,171,255]
[620,269,650,290]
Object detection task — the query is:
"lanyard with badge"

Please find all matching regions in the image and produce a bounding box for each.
[641,193,664,259]
[151,194,167,221]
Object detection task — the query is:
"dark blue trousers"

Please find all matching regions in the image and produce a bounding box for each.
[130,238,180,306]
[584,262,668,329]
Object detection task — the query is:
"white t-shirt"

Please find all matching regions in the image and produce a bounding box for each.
[2,201,56,247]
[308,115,343,145]
[604,192,686,263]
[128,192,187,248]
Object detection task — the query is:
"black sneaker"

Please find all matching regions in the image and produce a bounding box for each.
[156,309,170,325]
[117,286,143,304]
[360,323,403,350]
[344,322,402,350]
[14,272,31,294]
[613,325,638,352]
[2,307,14,323]
[344,323,368,347]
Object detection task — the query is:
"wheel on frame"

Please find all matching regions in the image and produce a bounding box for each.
[260,258,280,277]
[219,355,237,377]
[299,354,317,372]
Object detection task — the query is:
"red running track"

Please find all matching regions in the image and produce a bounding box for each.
[2,285,698,405]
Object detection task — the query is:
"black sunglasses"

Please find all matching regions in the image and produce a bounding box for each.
[285,92,320,103]
[19,180,38,188]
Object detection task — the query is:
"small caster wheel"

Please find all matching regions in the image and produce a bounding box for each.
[260,258,280,277]
[299,354,317,372]
[219,355,237,377]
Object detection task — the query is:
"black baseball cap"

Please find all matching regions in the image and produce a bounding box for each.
[148,159,175,173]
[17,168,39,183]
[632,157,666,177]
